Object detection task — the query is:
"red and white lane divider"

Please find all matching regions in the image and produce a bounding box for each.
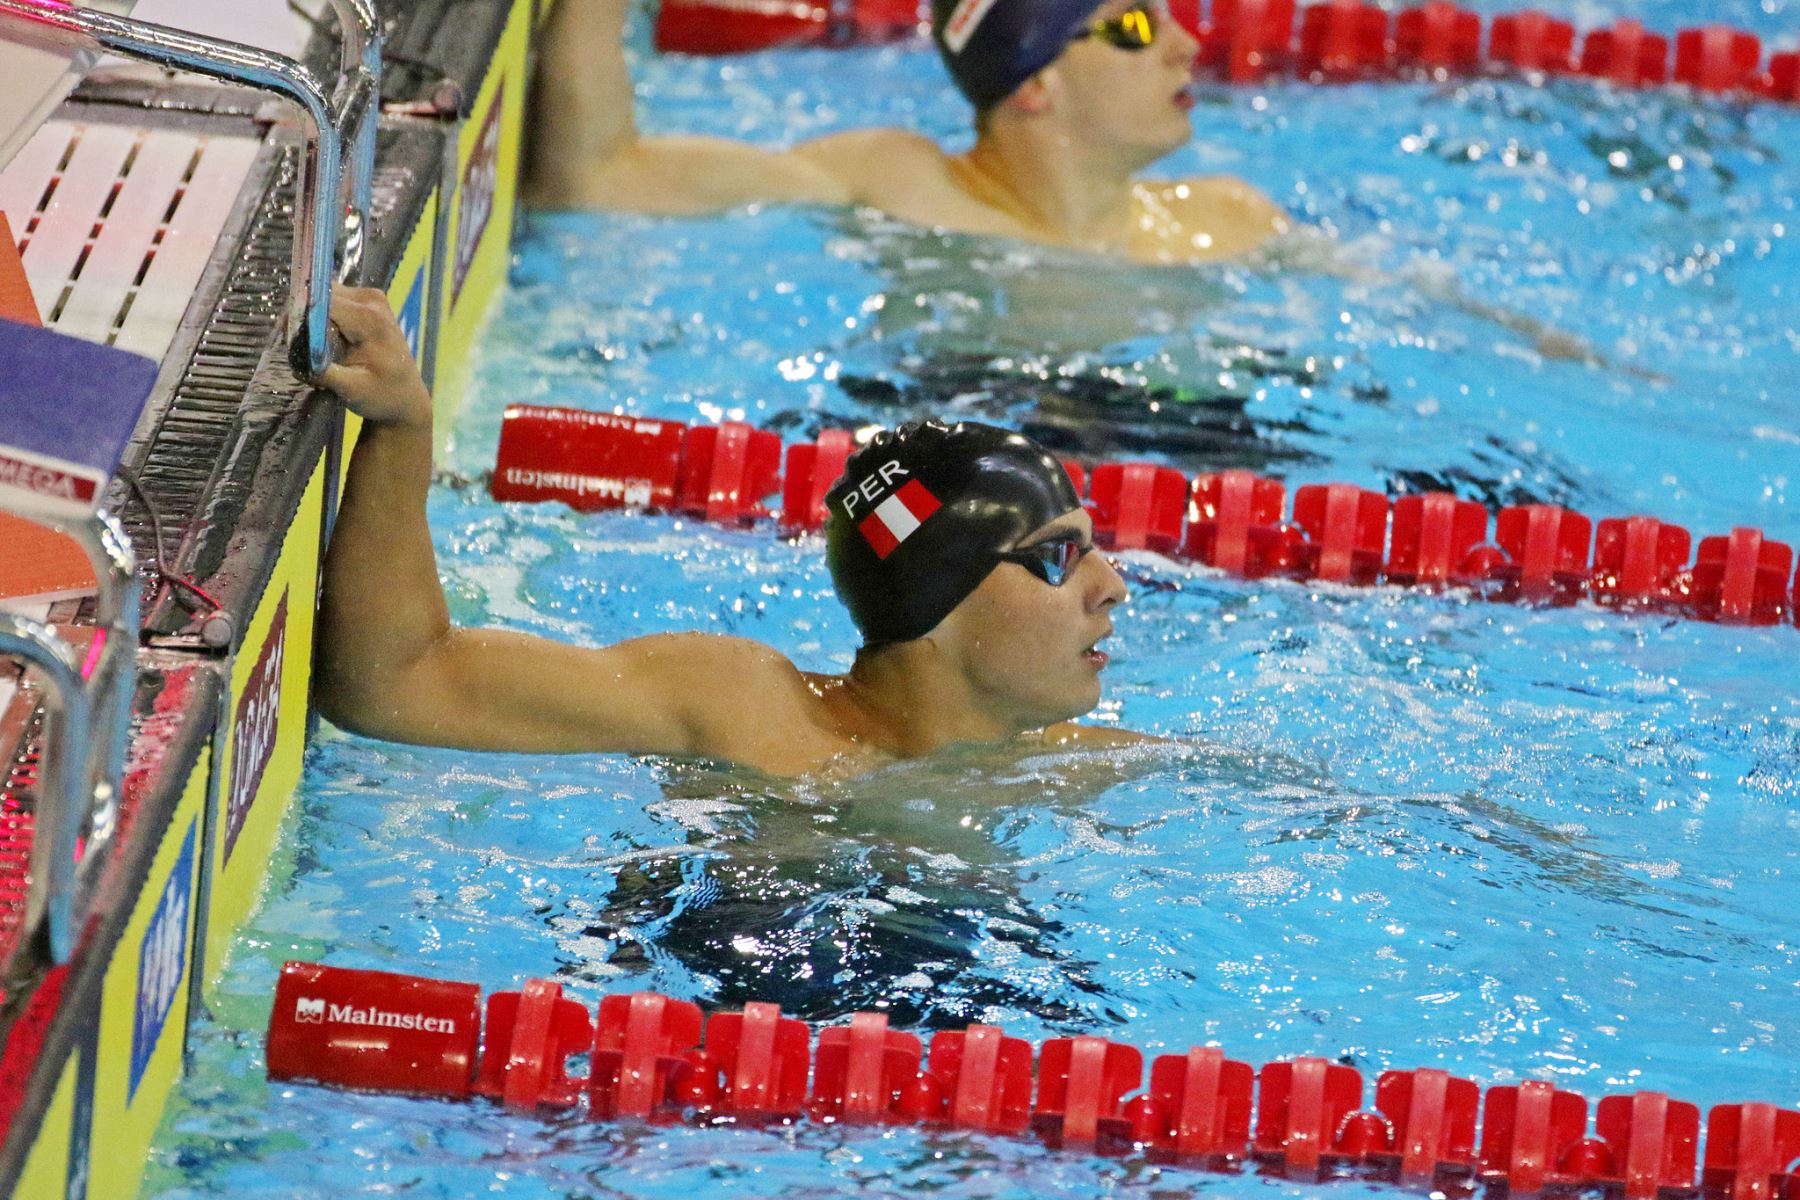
[490,405,1800,629]
[651,0,1800,106]
[269,962,1800,1196]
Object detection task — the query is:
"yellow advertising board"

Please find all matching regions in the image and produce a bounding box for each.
[84,747,209,1200]
[9,1057,75,1200]
[202,460,324,997]
[430,0,535,432]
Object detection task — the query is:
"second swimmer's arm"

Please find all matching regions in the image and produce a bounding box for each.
[523,0,853,212]
[1263,226,1604,366]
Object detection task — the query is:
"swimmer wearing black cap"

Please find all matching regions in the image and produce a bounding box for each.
[524,0,1289,261]
[316,288,1146,776]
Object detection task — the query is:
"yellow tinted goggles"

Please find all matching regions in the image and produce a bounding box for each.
[1076,3,1160,51]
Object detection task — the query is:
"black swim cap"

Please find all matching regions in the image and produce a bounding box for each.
[825,421,1082,647]
[931,0,1103,111]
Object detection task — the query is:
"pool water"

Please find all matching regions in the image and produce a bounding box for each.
[145,2,1798,1196]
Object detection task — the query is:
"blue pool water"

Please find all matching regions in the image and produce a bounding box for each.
[146,3,1798,1196]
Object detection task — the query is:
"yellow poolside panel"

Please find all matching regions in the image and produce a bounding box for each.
[86,747,209,1200]
[9,1055,75,1200]
[202,458,325,997]
[390,186,438,385]
[431,0,535,435]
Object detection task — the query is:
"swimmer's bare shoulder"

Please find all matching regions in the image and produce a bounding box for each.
[655,635,866,771]
[1038,722,1164,748]
[1133,176,1291,262]
[792,130,1002,227]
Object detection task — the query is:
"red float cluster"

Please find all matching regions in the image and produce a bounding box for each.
[1186,2,1790,98]
[648,0,1799,106]
[268,962,1800,1196]
[490,407,1800,629]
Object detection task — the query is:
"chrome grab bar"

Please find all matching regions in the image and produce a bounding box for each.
[0,508,136,965]
[0,0,382,960]
[0,0,384,374]
[0,615,91,963]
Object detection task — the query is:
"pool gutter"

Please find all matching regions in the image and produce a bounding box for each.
[0,0,537,1193]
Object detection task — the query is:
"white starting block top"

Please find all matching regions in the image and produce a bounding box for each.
[0,118,260,355]
[0,0,326,357]
[0,0,321,170]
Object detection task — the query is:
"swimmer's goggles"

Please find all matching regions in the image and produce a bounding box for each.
[995,534,1092,586]
[1073,1,1164,51]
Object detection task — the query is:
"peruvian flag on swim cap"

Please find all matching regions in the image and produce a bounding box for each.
[858,479,942,559]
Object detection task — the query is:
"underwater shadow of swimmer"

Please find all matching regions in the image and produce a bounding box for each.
[826,356,1326,473]
[559,741,1216,1032]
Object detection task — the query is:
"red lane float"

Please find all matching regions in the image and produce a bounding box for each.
[1089,463,1187,555]
[1579,20,1670,88]
[488,406,1800,632]
[1386,493,1488,587]
[1689,528,1794,626]
[1488,11,1575,74]
[779,429,854,536]
[266,962,482,1097]
[648,0,1799,108]
[928,1023,1035,1135]
[677,422,782,524]
[267,962,1800,1196]
[1253,1056,1365,1172]
[1182,469,1289,577]
[1132,1045,1255,1162]
[1595,1091,1701,1200]
[1032,1036,1141,1151]
[588,992,704,1120]
[1291,483,1386,584]
[1484,504,1593,603]
[1298,0,1391,81]
[1199,0,1298,82]
[1592,516,1691,607]
[1393,2,1482,75]
[1675,26,1763,94]
[653,0,921,55]
[1374,1067,1480,1180]
[1771,52,1800,103]
[474,978,591,1110]
[1703,1104,1800,1200]
[809,1011,930,1125]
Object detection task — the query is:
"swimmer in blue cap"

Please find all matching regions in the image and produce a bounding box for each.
[525,0,1290,261]
[525,1,1602,362]
[316,288,1142,777]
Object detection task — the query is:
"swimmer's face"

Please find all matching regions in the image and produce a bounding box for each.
[935,509,1129,728]
[1048,0,1198,166]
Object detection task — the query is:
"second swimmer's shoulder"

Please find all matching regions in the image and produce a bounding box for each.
[1133,176,1291,261]
[795,127,948,180]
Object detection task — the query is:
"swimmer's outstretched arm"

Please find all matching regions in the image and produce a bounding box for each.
[524,0,902,213]
[1260,226,1610,367]
[314,287,814,756]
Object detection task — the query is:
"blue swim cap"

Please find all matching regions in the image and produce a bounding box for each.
[931,0,1104,111]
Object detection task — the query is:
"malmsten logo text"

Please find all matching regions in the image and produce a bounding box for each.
[295,996,458,1034]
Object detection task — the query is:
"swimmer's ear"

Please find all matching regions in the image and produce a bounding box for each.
[1004,71,1056,117]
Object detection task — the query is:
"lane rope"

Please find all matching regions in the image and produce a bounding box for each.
[650,0,1800,107]
[268,961,1800,1196]
[490,407,1800,630]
